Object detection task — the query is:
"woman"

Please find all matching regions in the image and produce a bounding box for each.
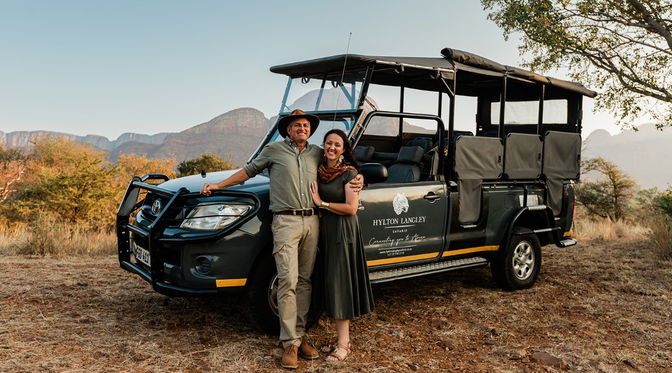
[309,129,374,362]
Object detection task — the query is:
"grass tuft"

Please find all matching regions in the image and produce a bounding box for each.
[0,216,115,257]
[574,217,648,241]
[648,214,672,260]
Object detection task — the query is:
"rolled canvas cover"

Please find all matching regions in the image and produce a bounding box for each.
[504,133,542,179]
[543,131,581,215]
[546,178,565,216]
[458,179,482,224]
[454,137,503,224]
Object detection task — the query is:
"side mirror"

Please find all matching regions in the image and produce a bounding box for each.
[360,163,388,184]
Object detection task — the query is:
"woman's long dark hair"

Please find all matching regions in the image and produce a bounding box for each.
[322,129,358,171]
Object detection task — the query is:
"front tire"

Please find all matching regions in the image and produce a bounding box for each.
[492,234,541,290]
[247,254,323,335]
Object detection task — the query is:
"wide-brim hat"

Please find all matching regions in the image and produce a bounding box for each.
[277,109,320,138]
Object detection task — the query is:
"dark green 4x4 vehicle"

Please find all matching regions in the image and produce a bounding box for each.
[117,48,595,333]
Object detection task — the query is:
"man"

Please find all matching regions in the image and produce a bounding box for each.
[201,109,361,369]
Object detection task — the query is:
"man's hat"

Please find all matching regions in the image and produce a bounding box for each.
[277,109,320,138]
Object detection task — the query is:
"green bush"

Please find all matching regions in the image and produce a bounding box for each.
[177,153,235,177]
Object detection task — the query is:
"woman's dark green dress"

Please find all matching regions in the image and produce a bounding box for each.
[319,169,374,320]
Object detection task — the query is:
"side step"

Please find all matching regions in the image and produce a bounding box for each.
[369,256,489,284]
[558,238,577,247]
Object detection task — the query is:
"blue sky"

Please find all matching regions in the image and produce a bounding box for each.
[1,0,618,139]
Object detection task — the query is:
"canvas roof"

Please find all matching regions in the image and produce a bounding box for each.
[269,48,597,98]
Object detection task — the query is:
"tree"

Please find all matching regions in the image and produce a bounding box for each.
[0,145,27,203]
[481,0,672,129]
[575,157,636,220]
[116,154,176,182]
[6,138,119,229]
[177,153,235,177]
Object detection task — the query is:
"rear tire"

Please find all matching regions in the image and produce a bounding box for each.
[247,254,323,335]
[492,233,541,290]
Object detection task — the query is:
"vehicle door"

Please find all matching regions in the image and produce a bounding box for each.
[355,113,448,269]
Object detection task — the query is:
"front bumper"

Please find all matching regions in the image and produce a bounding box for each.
[116,174,261,296]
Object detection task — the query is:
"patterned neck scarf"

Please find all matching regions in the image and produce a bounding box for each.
[318,162,357,183]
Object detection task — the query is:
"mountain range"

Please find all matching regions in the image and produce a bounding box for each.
[583,123,672,190]
[2,109,670,189]
[0,108,270,166]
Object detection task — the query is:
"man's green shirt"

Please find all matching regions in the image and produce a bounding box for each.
[244,139,322,212]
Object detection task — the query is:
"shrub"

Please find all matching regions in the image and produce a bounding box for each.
[177,153,235,177]
[652,188,672,217]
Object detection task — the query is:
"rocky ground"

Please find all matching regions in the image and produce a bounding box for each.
[1,240,670,372]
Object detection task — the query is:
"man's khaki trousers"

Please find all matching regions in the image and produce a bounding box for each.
[271,214,319,348]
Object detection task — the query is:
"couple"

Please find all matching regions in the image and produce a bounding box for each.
[200,109,374,369]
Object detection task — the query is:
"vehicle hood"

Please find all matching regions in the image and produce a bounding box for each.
[158,169,269,193]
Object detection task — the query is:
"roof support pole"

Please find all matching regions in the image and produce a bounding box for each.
[439,75,456,181]
[498,75,507,139]
[398,85,404,145]
[314,75,327,111]
[537,84,545,135]
[279,77,293,113]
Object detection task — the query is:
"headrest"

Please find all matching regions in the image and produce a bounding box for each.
[396,146,424,164]
[450,130,474,143]
[406,137,433,152]
[354,145,375,162]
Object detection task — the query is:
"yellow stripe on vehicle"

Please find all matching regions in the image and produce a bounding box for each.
[367,252,439,267]
[216,278,247,287]
[442,245,500,257]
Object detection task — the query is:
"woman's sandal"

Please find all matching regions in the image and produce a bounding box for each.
[320,343,337,354]
[325,342,351,362]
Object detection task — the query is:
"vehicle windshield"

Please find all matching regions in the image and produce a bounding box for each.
[267,117,356,145]
[279,71,366,114]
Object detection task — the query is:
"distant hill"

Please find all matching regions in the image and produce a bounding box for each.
[1,108,271,166]
[0,130,169,151]
[109,107,270,165]
[583,124,672,190]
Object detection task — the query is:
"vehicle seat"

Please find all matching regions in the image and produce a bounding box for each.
[384,146,424,183]
[372,151,397,167]
[405,137,433,153]
[354,145,375,163]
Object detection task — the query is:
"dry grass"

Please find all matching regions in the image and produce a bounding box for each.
[1,240,671,372]
[574,217,649,241]
[0,218,115,257]
[648,214,672,260]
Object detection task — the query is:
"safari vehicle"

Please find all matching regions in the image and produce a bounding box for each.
[117,48,595,333]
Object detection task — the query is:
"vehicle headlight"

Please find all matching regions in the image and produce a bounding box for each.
[180,203,253,230]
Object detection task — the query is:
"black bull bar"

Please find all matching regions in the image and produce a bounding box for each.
[116,174,258,296]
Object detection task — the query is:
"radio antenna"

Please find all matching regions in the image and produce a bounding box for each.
[332,32,352,123]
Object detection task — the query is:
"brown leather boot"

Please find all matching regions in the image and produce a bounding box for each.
[299,338,319,360]
[281,344,299,369]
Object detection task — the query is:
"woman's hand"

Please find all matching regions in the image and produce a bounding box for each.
[310,181,322,206]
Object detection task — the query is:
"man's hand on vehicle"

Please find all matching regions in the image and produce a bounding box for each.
[201,183,215,196]
[348,174,364,193]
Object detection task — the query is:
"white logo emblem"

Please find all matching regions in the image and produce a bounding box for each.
[392,193,409,215]
[151,199,162,215]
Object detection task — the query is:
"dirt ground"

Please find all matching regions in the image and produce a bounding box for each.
[1,240,671,373]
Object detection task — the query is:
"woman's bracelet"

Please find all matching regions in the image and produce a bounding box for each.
[320,201,330,209]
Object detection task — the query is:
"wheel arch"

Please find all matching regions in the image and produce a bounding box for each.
[501,207,553,251]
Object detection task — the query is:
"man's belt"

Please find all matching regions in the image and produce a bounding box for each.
[274,208,317,216]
